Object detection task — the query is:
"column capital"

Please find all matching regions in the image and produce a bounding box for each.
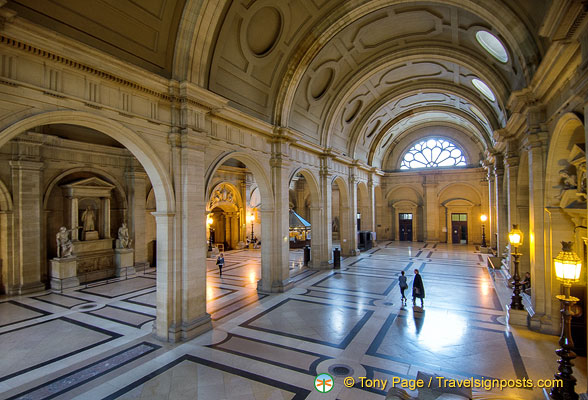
[522,131,548,150]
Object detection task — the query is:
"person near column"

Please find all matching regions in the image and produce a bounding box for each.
[412,269,425,308]
[398,271,408,305]
[521,272,531,294]
[216,253,225,277]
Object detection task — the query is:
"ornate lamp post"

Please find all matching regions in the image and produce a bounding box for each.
[508,224,524,310]
[550,241,582,400]
[207,215,213,251]
[480,214,487,247]
[247,213,254,246]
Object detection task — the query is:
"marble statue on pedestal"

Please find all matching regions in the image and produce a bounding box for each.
[56,226,74,258]
[116,223,132,249]
[81,206,95,232]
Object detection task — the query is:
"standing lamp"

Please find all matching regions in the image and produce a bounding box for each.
[508,224,524,310]
[357,212,361,231]
[480,214,487,247]
[207,215,213,251]
[247,213,254,245]
[550,241,582,400]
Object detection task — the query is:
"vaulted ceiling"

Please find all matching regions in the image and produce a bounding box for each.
[7,0,550,170]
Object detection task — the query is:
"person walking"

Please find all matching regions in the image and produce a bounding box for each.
[412,269,425,308]
[398,271,408,305]
[216,253,225,277]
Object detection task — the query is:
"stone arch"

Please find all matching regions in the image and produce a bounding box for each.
[0,111,174,212]
[387,185,424,241]
[438,182,482,205]
[438,183,483,244]
[393,135,471,171]
[0,110,176,339]
[205,151,274,211]
[545,112,584,206]
[205,151,281,292]
[43,167,128,210]
[206,181,245,250]
[289,167,322,267]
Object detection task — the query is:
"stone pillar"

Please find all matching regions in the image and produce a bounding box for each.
[526,132,554,333]
[423,178,438,242]
[348,175,359,254]
[296,185,306,220]
[340,205,352,256]
[69,197,79,241]
[8,160,45,295]
[504,152,520,275]
[487,169,497,248]
[126,170,147,264]
[258,142,292,293]
[494,154,508,256]
[319,163,333,267]
[101,197,111,239]
[366,178,376,232]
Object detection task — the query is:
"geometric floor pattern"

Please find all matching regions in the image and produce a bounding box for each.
[0,243,585,399]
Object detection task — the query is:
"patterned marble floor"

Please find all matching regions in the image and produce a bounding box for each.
[0,243,585,399]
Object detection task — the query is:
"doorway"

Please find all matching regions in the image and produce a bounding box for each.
[399,213,413,241]
[451,213,468,244]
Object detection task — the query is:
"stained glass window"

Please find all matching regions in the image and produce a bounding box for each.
[400,139,466,170]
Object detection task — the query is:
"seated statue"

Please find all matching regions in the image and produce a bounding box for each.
[116,222,132,249]
[56,226,73,258]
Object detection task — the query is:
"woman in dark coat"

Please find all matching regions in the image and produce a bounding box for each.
[412,269,425,307]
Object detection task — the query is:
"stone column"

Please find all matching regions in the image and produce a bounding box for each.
[316,161,333,268]
[366,178,376,232]
[69,197,79,241]
[487,168,497,248]
[423,178,438,242]
[258,142,292,293]
[525,132,554,333]
[101,197,111,239]
[340,205,352,256]
[296,185,306,220]
[494,154,508,256]
[348,174,359,254]
[9,160,45,295]
[504,152,519,275]
[126,169,147,264]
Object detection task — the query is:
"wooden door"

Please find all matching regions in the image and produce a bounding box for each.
[399,213,413,241]
[451,213,468,244]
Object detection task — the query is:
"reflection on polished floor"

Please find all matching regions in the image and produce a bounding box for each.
[0,243,585,399]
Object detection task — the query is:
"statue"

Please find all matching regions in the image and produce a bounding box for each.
[116,222,132,249]
[56,226,73,258]
[81,206,96,232]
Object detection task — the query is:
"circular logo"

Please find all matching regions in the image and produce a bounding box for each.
[314,373,334,393]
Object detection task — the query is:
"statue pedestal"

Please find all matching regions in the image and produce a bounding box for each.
[83,230,99,241]
[50,257,79,290]
[114,248,135,277]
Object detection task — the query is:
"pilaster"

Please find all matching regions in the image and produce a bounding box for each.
[8,160,45,295]
[126,168,147,264]
[494,154,508,255]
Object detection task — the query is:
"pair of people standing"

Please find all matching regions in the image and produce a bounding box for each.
[398,269,425,307]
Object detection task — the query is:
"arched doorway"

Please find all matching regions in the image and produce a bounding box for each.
[207,182,245,251]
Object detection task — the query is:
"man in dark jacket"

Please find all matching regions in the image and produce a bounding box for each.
[412,269,425,307]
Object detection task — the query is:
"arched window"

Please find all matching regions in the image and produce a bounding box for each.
[400,139,466,170]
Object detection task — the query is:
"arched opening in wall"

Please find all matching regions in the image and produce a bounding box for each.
[331,176,351,256]
[387,186,423,242]
[356,182,370,250]
[288,169,321,268]
[0,114,173,332]
[205,154,275,293]
[2,124,160,291]
[289,172,313,249]
[206,160,251,253]
[544,113,587,356]
[374,185,384,242]
[438,183,482,245]
[207,182,245,251]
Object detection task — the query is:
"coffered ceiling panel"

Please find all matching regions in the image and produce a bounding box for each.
[6,0,186,77]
